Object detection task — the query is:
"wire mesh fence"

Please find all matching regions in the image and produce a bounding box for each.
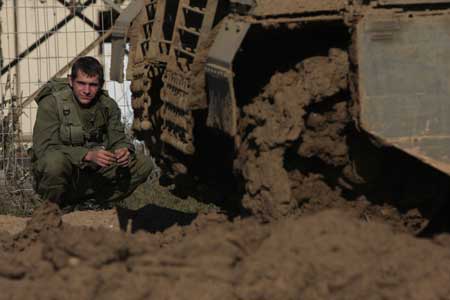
[0,0,132,214]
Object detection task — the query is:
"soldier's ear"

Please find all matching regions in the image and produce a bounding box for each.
[68,74,73,87]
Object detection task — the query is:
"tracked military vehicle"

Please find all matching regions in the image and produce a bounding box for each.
[111,0,450,220]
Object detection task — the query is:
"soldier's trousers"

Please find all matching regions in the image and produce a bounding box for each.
[32,150,154,205]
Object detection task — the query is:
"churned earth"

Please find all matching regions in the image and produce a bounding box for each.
[0,178,449,300]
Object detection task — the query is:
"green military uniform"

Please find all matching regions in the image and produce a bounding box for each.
[32,79,154,205]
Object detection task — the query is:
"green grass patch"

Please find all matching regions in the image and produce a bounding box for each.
[120,180,220,213]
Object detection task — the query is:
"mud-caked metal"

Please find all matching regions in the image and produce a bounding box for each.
[357,12,450,175]
[112,0,450,219]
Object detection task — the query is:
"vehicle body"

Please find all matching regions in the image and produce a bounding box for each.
[112,0,450,219]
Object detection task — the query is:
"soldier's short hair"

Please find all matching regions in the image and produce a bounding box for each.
[71,56,104,85]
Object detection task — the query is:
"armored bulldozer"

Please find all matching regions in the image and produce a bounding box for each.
[111,0,450,220]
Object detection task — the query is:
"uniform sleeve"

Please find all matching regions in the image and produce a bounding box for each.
[32,96,89,166]
[105,98,134,152]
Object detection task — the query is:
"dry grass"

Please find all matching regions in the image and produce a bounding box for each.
[122,179,219,213]
[0,189,42,217]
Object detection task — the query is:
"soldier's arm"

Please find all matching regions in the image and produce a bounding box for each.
[32,96,89,166]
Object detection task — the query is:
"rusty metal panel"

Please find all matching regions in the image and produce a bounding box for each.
[357,14,450,174]
[251,0,346,17]
[207,20,250,69]
[206,66,237,135]
[206,20,250,136]
[378,0,450,5]
[110,0,145,82]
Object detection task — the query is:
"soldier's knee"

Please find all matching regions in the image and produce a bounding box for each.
[39,151,72,178]
[134,153,154,180]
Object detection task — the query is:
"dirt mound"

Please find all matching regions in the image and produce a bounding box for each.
[2,202,62,253]
[0,206,449,300]
[235,210,450,300]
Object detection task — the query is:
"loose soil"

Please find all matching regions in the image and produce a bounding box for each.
[0,197,450,300]
[235,48,351,220]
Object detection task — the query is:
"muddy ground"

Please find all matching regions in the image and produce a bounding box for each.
[1,192,450,300]
[2,161,446,300]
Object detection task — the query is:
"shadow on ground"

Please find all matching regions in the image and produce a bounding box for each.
[116,204,198,233]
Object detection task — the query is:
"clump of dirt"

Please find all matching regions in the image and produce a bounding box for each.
[0,207,450,300]
[233,46,435,235]
[3,201,62,253]
[235,48,352,220]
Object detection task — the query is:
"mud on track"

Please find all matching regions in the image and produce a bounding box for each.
[1,201,450,300]
[235,48,351,219]
[234,46,449,231]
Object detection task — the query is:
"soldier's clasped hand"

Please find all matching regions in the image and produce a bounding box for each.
[84,149,116,167]
[114,148,130,167]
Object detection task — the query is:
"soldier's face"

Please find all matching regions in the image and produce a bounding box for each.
[69,71,101,105]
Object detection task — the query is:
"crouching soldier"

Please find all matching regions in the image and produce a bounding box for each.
[32,56,154,207]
